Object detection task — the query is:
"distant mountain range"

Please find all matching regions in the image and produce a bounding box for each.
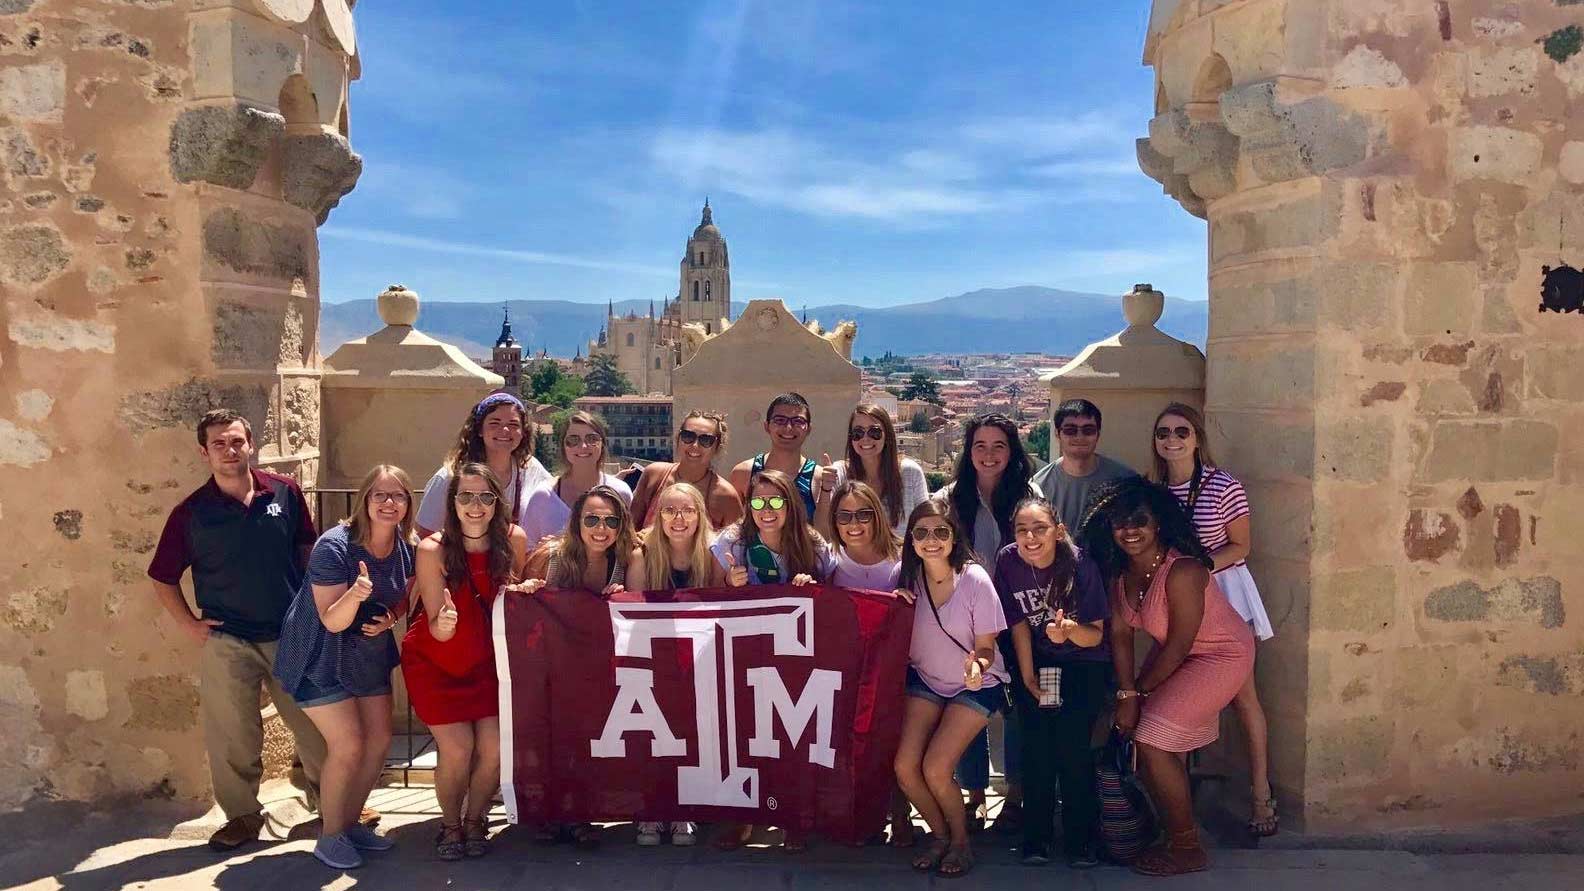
[318,286,1208,360]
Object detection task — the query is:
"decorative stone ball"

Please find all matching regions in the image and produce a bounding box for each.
[378,284,419,327]
[1123,283,1164,328]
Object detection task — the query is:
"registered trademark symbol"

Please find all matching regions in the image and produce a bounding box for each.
[766,796,778,810]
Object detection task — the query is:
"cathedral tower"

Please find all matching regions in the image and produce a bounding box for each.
[680,199,730,333]
[492,305,523,389]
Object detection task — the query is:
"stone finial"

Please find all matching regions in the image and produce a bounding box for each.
[1123,283,1165,328]
[378,283,419,327]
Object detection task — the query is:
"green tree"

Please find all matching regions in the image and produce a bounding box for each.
[534,408,572,469]
[908,411,932,433]
[527,360,564,400]
[582,353,634,397]
[1026,421,1051,462]
[924,470,949,493]
[900,371,944,406]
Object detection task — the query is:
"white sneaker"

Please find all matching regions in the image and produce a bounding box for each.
[636,822,664,846]
[671,822,698,846]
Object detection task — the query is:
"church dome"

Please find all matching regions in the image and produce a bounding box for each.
[689,199,724,244]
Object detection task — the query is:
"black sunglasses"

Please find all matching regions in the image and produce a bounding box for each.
[678,429,719,448]
[835,509,877,525]
[849,426,884,442]
[581,514,622,529]
[1059,424,1099,437]
[1154,426,1192,440]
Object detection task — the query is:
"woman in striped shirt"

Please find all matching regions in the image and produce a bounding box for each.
[1148,403,1278,838]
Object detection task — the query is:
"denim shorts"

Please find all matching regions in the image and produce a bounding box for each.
[905,667,1007,718]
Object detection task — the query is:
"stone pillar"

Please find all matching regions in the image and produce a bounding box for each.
[322,285,505,489]
[1040,284,1206,473]
[0,0,359,810]
[1139,0,1584,830]
[672,300,861,468]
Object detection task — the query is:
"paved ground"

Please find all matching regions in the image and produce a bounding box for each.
[3,781,1581,890]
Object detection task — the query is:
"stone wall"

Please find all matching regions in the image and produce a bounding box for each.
[1140,0,1584,830]
[0,0,358,811]
[672,300,862,469]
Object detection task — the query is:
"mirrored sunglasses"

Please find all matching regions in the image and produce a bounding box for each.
[581,514,622,529]
[453,492,497,507]
[749,496,787,511]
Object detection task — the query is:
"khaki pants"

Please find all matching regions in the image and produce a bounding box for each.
[200,632,328,820]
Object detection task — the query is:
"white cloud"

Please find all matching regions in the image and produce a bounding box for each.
[320,227,676,278]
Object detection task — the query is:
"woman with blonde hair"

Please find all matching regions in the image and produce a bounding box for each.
[274,464,419,869]
[1148,402,1277,838]
[816,404,929,538]
[712,469,835,588]
[404,463,530,860]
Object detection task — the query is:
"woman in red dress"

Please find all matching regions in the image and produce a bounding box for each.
[404,463,528,861]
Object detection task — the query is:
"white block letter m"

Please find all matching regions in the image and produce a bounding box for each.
[745,668,842,768]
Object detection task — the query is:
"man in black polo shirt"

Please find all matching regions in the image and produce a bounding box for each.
[148,408,329,851]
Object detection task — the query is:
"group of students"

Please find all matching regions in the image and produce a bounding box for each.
[149,390,1271,879]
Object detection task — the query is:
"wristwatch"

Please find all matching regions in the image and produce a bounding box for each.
[1116,689,1146,701]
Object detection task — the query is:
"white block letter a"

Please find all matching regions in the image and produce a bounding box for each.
[591,667,687,758]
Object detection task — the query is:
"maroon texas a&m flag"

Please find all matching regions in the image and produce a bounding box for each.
[491,585,913,844]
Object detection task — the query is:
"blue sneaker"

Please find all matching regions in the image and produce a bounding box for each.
[346,823,394,852]
[313,832,363,869]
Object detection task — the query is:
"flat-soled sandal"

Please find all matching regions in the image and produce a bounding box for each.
[462,818,490,858]
[936,846,974,879]
[911,839,949,872]
[435,822,465,862]
[1131,839,1209,876]
[1249,796,1279,838]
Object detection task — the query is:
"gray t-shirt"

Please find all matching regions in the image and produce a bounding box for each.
[1030,454,1136,532]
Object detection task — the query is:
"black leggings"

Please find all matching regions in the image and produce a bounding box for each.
[1016,660,1109,854]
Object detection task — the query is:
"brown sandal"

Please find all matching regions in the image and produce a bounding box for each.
[911,839,949,871]
[936,845,974,879]
[1249,795,1280,838]
[462,818,490,858]
[435,822,465,862]
[1131,829,1209,876]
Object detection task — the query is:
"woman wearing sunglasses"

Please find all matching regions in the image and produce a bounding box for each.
[1079,477,1253,876]
[1148,403,1277,839]
[994,497,1108,868]
[624,481,715,847]
[403,464,530,861]
[815,404,929,539]
[891,500,1008,879]
[273,465,418,869]
[520,411,633,547]
[629,410,743,532]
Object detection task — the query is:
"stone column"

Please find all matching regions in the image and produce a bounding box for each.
[0,0,359,810]
[1139,0,1584,830]
[1040,284,1206,473]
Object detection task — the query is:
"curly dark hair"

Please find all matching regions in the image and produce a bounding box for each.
[1076,477,1212,583]
[445,397,535,472]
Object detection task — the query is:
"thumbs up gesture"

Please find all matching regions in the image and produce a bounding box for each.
[816,452,837,497]
[1046,608,1079,644]
[434,587,459,637]
[725,552,748,588]
[349,560,373,602]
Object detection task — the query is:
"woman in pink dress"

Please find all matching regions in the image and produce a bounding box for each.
[1079,477,1253,877]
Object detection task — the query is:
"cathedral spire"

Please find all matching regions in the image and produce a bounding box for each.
[494,303,519,348]
[701,197,712,226]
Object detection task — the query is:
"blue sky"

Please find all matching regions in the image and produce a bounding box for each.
[320,1,1207,309]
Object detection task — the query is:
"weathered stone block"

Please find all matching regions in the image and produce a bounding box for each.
[1210,186,1340,263]
[1311,714,1393,784]
[3,586,67,634]
[1207,347,1314,407]
[0,418,50,467]
[1423,576,1564,628]
[1360,381,1406,406]
[1210,411,1314,479]
[1310,566,1396,632]
[211,301,285,369]
[2,126,47,179]
[1468,47,1539,98]
[1486,727,1581,775]
[123,675,199,733]
[1561,142,1584,186]
[1419,420,1557,482]
[1318,262,1397,331]
[1318,416,1392,482]
[1333,45,1407,88]
[0,224,70,285]
[1528,347,1584,401]
[280,131,362,224]
[1402,263,1477,335]
[1219,80,1379,183]
[65,670,108,721]
[1390,645,1462,710]
[169,103,284,189]
[8,308,114,353]
[1403,509,1460,562]
[1496,654,1583,696]
[1449,126,1543,184]
[0,61,65,122]
[202,207,311,281]
[118,379,270,437]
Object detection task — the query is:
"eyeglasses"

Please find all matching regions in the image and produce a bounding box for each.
[769,415,809,430]
[911,525,953,542]
[1112,511,1153,530]
[677,429,719,448]
[369,491,409,504]
[1154,426,1192,441]
[581,514,622,529]
[1059,424,1099,437]
[453,492,498,507]
[564,433,604,448]
[749,496,787,511]
[659,506,699,520]
[835,509,877,525]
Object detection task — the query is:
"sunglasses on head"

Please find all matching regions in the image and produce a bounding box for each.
[1154,426,1192,441]
[849,425,884,442]
[453,492,497,507]
[769,415,809,430]
[835,508,877,525]
[564,433,604,448]
[581,514,622,529]
[1112,510,1153,530]
[677,429,719,448]
[749,495,787,512]
[911,525,953,542]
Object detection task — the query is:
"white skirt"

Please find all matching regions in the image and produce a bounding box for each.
[1215,563,1274,641]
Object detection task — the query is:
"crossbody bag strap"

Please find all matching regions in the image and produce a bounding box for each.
[923,578,973,656]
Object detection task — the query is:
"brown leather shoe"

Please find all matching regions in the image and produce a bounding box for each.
[359,807,381,827]
[208,813,265,852]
